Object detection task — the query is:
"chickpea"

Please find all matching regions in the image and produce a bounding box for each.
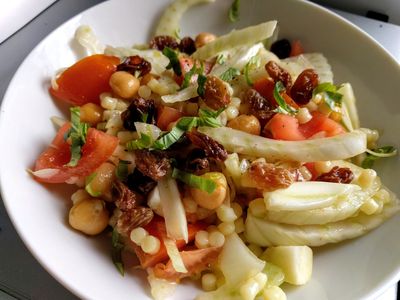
[195,32,217,48]
[227,115,261,135]
[80,103,103,125]
[69,198,109,235]
[109,71,140,99]
[190,172,227,210]
[86,162,116,197]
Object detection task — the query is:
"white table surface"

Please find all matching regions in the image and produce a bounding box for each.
[0,1,399,299]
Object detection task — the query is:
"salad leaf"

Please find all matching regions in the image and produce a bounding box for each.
[228,0,240,22]
[162,47,182,76]
[220,67,240,82]
[111,228,124,276]
[244,55,260,86]
[126,133,153,151]
[313,82,343,110]
[153,126,186,151]
[65,107,89,167]
[181,63,204,89]
[273,81,298,115]
[362,146,397,168]
[85,172,101,197]
[172,168,216,194]
[115,160,131,181]
[197,74,207,96]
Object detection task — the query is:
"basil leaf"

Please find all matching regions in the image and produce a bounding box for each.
[172,168,216,194]
[181,63,204,90]
[244,55,260,86]
[362,146,397,169]
[153,126,186,150]
[197,74,207,97]
[126,133,153,151]
[85,172,101,197]
[220,67,240,82]
[228,0,240,22]
[111,228,124,276]
[313,83,343,110]
[115,160,131,181]
[273,81,298,115]
[198,108,224,119]
[162,47,182,76]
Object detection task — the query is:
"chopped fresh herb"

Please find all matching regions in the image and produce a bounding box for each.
[244,55,260,86]
[111,228,124,276]
[153,126,186,150]
[273,81,298,115]
[162,47,182,76]
[65,107,89,167]
[85,172,101,197]
[126,133,153,151]
[197,74,207,97]
[220,67,240,82]
[172,168,216,194]
[313,83,343,110]
[115,160,131,181]
[216,54,226,65]
[198,108,225,119]
[141,112,149,123]
[228,0,240,22]
[362,146,397,168]
[181,63,204,89]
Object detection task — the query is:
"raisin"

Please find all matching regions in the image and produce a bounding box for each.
[186,130,228,162]
[248,162,294,191]
[126,169,157,196]
[117,55,152,77]
[290,69,319,105]
[112,181,144,211]
[179,36,197,55]
[270,39,292,59]
[265,61,292,89]
[185,148,210,175]
[121,98,156,130]
[316,167,354,184]
[203,75,231,110]
[116,207,154,235]
[149,35,179,51]
[244,88,276,125]
[134,150,171,181]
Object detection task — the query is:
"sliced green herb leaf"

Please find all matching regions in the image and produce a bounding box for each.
[115,160,131,181]
[85,172,101,197]
[181,63,204,90]
[65,107,89,167]
[172,168,216,194]
[313,83,343,110]
[111,228,124,276]
[162,47,182,76]
[153,126,186,150]
[220,67,240,82]
[362,146,397,168]
[197,74,207,97]
[141,112,149,123]
[198,108,225,119]
[126,133,153,151]
[273,81,298,115]
[216,54,226,65]
[244,55,260,86]
[228,0,240,22]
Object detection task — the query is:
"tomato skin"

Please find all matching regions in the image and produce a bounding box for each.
[50,55,120,105]
[156,106,183,130]
[175,57,194,86]
[253,77,275,103]
[299,112,345,138]
[131,216,207,268]
[34,123,118,183]
[290,40,304,57]
[267,113,305,141]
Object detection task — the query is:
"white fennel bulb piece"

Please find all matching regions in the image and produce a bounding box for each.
[338,83,360,129]
[154,0,215,37]
[147,269,176,300]
[161,85,199,103]
[147,187,164,217]
[198,126,367,162]
[164,238,188,273]
[134,122,162,141]
[218,233,265,288]
[74,25,104,55]
[158,177,188,242]
[193,21,277,60]
[264,181,361,211]
[262,246,313,285]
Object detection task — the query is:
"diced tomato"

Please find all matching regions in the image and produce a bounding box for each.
[174,57,195,86]
[282,93,299,109]
[50,54,120,105]
[290,40,304,57]
[156,106,183,130]
[299,111,345,138]
[304,162,318,180]
[33,123,118,183]
[253,77,275,103]
[131,216,207,268]
[267,113,305,141]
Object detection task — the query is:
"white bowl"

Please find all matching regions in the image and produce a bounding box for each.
[0,0,399,299]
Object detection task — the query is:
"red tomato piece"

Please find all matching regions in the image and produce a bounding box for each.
[290,40,304,57]
[34,123,118,183]
[175,57,195,86]
[299,112,345,138]
[253,77,275,103]
[267,113,305,141]
[282,92,300,109]
[50,54,120,106]
[303,162,318,180]
[131,216,207,268]
[156,106,183,130]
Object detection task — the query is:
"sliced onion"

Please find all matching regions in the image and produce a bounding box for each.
[163,238,188,273]
[31,168,60,179]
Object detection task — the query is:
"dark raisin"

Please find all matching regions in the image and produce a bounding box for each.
[316,167,354,184]
[186,148,210,175]
[290,69,319,105]
[134,150,171,181]
[247,162,294,191]
[117,55,152,77]
[179,37,197,55]
[121,98,156,130]
[265,61,292,89]
[244,88,276,126]
[149,35,179,51]
[270,39,292,59]
[112,181,144,211]
[203,75,231,110]
[116,207,153,235]
[126,169,157,196]
[186,130,228,162]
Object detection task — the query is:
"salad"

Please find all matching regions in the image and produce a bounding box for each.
[30,0,399,299]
